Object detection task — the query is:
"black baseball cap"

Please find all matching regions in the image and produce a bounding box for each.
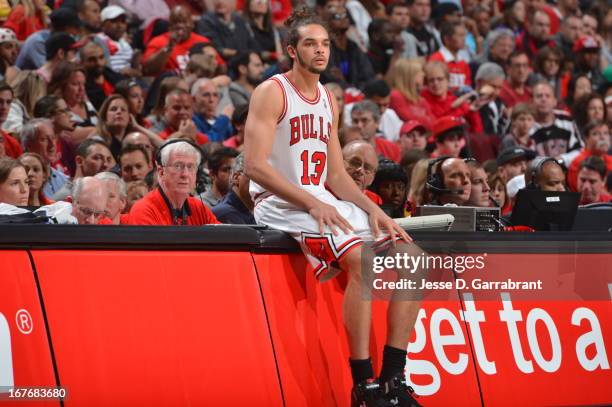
[531,125,572,144]
[497,146,537,166]
[45,32,77,59]
[49,8,81,31]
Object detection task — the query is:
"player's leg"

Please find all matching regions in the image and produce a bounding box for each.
[378,241,426,407]
[340,245,394,407]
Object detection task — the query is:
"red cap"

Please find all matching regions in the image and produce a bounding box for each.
[400,120,427,135]
[432,116,464,140]
[573,36,600,53]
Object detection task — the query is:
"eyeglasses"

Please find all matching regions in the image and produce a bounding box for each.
[165,162,198,173]
[344,158,377,175]
[76,204,105,219]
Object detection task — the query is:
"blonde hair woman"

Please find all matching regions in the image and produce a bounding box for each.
[387,58,434,129]
[3,70,47,135]
[408,158,429,210]
[3,0,48,41]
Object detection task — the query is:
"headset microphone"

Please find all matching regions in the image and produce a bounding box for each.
[426,184,465,195]
[489,196,500,207]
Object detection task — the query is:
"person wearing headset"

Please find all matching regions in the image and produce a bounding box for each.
[424,155,472,205]
[524,156,567,192]
[128,139,220,225]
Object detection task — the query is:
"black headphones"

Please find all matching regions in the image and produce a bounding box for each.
[426,156,452,194]
[155,139,208,194]
[528,156,559,190]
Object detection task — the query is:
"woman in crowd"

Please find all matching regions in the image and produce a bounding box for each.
[18,152,52,206]
[243,0,284,65]
[4,70,46,135]
[565,74,593,110]
[0,157,28,206]
[532,46,566,101]
[421,61,483,132]
[3,0,47,41]
[114,80,149,127]
[573,93,607,134]
[387,58,434,130]
[488,172,511,214]
[95,94,164,158]
[491,0,525,34]
[48,62,97,143]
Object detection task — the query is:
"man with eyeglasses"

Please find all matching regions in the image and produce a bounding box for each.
[71,176,109,225]
[342,140,382,205]
[129,140,219,225]
[191,78,233,142]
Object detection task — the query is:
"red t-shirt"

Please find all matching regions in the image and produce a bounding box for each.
[2,130,23,158]
[374,136,401,163]
[429,49,472,89]
[3,5,45,41]
[568,150,612,192]
[421,89,483,134]
[128,188,220,225]
[499,81,532,109]
[144,32,214,72]
[389,90,434,130]
[364,189,383,205]
[159,126,209,146]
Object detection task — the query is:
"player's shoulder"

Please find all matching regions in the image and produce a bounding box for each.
[250,76,286,112]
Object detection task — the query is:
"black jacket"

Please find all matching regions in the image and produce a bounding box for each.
[321,39,375,89]
[196,12,259,56]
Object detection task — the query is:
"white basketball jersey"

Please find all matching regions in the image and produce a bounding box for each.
[250,73,335,205]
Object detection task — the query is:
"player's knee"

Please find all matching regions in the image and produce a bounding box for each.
[341,245,376,282]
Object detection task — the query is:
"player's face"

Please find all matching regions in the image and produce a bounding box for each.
[292,24,330,74]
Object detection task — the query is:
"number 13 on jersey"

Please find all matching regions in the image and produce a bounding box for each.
[300,151,326,186]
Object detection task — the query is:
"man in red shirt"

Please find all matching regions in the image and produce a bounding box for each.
[430,116,465,158]
[568,120,612,191]
[429,21,471,90]
[143,6,213,75]
[350,100,401,163]
[158,89,208,146]
[577,156,611,205]
[499,51,532,108]
[128,140,219,225]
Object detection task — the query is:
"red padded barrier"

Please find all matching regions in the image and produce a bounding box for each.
[253,253,482,407]
[0,251,59,407]
[255,252,612,407]
[31,251,283,407]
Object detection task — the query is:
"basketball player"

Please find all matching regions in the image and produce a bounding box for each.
[244,8,423,407]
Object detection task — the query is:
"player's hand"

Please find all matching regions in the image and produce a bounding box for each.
[369,207,412,245]
[308,200,353,236]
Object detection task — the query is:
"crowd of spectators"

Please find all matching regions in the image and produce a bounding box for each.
[0,0,610,227]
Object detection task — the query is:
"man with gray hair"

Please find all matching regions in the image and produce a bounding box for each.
[350,100,400,162]
[211,153,254,224]
[94,172,128,224]
[71,176,108,225]
[21,118,69,198]
[191,78,233,142]
[128,140,219,225]
[474,62,509,137]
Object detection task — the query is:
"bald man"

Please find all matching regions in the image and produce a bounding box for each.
[71,176,109,225]
[426,157,472,205]
[143,6,214,75]
[122,131,155,162]
[191,78,233,142]
[342,140,382,204]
